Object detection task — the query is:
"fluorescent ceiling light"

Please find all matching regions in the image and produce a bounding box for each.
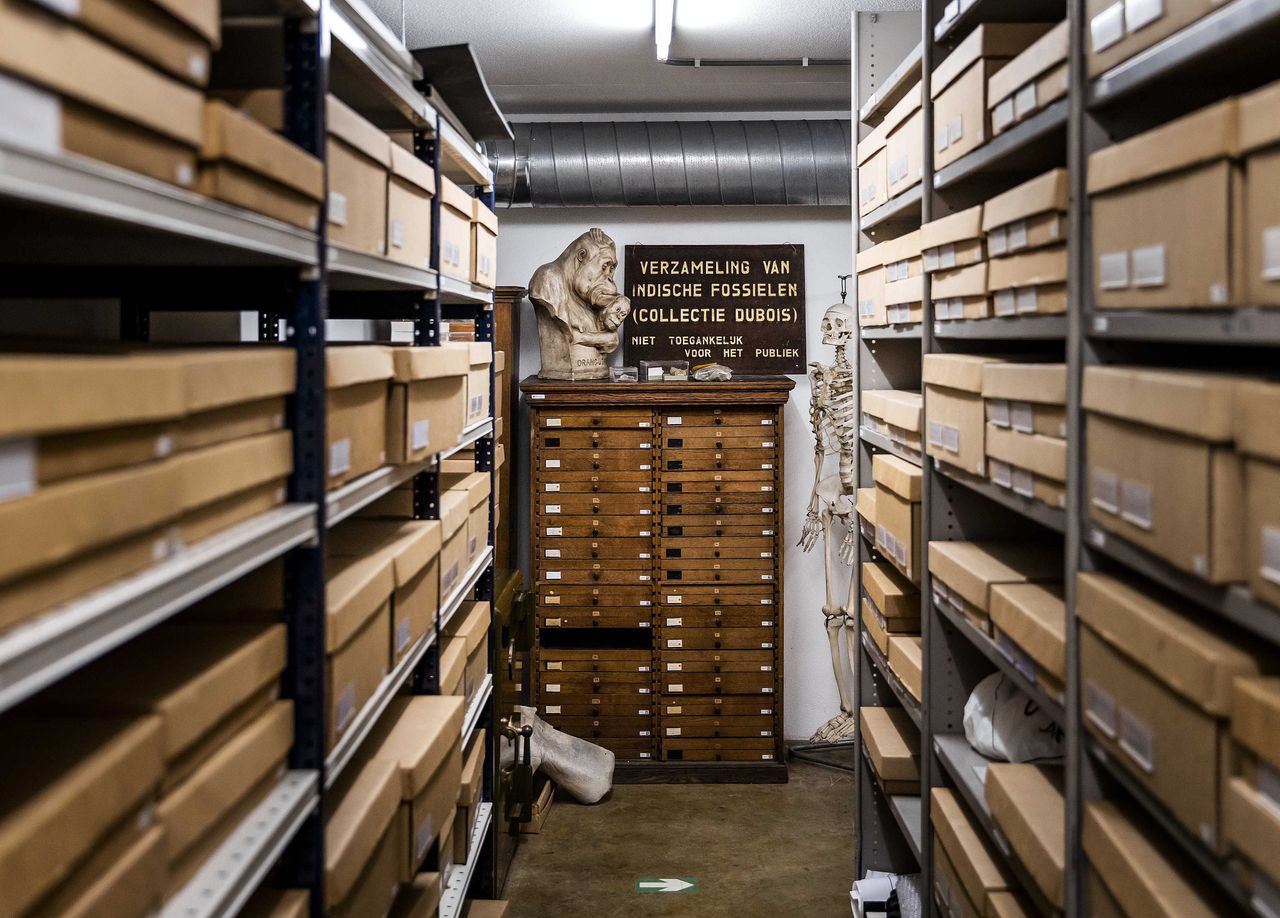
[655,0,674,60]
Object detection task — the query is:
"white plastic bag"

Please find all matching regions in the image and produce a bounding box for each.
[963,672,1063,764]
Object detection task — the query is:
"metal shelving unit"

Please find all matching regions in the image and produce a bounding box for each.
[463,674,494,740]
[861,631,922,729]
[933,98,1068,195]
[859,185,924,235]
[934,314,1067,340]
[932,460,1066,534]
[439,802,495,918]
[860,427,923,468]
[859,41,924,125]
[326,459,437,528]
[327,245,440,292]
[1087,308,1280,346]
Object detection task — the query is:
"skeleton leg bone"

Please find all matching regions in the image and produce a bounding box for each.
[810,504,858,743]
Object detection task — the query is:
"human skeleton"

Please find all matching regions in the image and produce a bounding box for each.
[798,294,861,742]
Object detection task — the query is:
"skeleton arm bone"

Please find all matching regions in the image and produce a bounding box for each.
[799,363,828,551]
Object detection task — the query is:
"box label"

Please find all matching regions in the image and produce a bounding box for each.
[1084,679,1118,737]
[1118,707,1155,773]
[1120,479,1153,530]
[1007,219,1028,252]
[1131,243,1167,288]
[0,437,36,503]
[1125,0,1164,32]
[396,617,411,653]
[1264,227,1280,280]
[1262,526,1280,586]
[1091,467,1120,514]
[328,438,351,477]
[1010,401,1034,434]
[336,684,356,733]
[1099,250,1130,289]
[328,191,349,227]
[411,419,430,451]
[1091,2,1126,51]
[0,74,61,155]
[1014,84,1037,120]
[390,219,406,249]
[989,399,1011,428]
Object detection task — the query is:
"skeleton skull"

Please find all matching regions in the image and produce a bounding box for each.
[821,302,855,345]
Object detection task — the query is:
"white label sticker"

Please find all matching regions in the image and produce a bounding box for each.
[336,685,356,733]
[1091,468,1120,514]
[1007,219,1029,252]
[989,399,1011,429]
[327,191,349,226]
[668,416,683,425]
[1010,401,1035,434]
[1012,467,1035,498]
[544,549,561,558]
[328,438,351,477]
[546,504,561,514]
[947,114,963,146]
[990,459,1012,489]
[1099,250,1130,289]
[1013,83,1037,120]
[668,595,683,604]
[1119,707,1155,773]
[993,97,1015,132]
[988,225,1008,256]
[1120,479,1154,530]
[545,483,561,492]
[411,419,430,451]
[669,683,684,693]
[0,438,36,504]
[1262,526,1280,586]
[1125,0,1164,32]
[1092,1,1126,51]
[1131,243,1167,288]
[939,242,957,271]
[547,571,561,580]
[546,684,560,693]
[666,617,683,626]
[1085,680,1118,738]
[1015,287,1039,314]
[993,289,1016,316]
[545,705,561,714]
[546,526,563,536]
[546,418,562,427]
[545,459,561,468]
[0,74,61,155]
[390,218,405,249]
[1263,226,1280,280]
[396,616,411,653]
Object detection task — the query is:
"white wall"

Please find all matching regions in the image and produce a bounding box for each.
[497,205,853,741]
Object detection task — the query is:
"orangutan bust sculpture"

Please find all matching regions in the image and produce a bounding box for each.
[528,228,632,380]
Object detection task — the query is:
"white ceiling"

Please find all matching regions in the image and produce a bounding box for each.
[371,0,919,114]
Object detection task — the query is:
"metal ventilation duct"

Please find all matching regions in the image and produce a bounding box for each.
[485,120,852,207]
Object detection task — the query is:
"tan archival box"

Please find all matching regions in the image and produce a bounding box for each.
[327,95,392,255]
[989,582,1065,698]
[984,763,1064,909]
[988,21,1068,135]
[325,551,394,749]
[856,242,889,328]
[440,175,475,282]
[1085,0,1223,78]
[1236,381,1280,607]
[924,353,1002,476]
[387,143,435,270]
[888,635,922,702]
[920,204,984,273]
[326,346,394,488]
[1241,81,1280,306]
[884,82,923,198]
[1226,678,1280,893]
[928,540,1060,635]
[857,122,889,217]
[873,454,922,584]
[860,706,919,794]
[387,345,469,463]
[982,362,1066,439]
[982,168,1069,256]
[472,197,499,289]
[325,757,400,911]
[931,787,1013,916]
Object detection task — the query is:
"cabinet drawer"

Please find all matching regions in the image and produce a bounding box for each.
[662,479,777,496]
[592,738,656,760]
[541,518,656,538]
[539,450,652,472]
[538,430,654,450]
[659,558,776,571]
[659,627,775,651]
[663,697,777,717]
[540,585,651,607]
[662,433,778,450]
[657,609,777,628]
[662,521,778,538]
[660,672,775,694]
[540,539,653,561]
[542,715,654,738]
[660,658,773,675]
[661,411,776,427]
[660,540,775,559]
[537,411,654,430]
[660,586,774,606]
[660,568,775,585]
[661,715,775,738]
[541,557,653,572]
[658,648,773,665]
[663,470,775,484]
[540,568,652,586]
[539,479,654,494]
[541,611,653,628]
[660,738,778,762]
[539,659,652,674]
[661,499,776,516]
[541,700,654,717]
[541,674,653,695]
[662,451,777,471]
[538,493,655,515]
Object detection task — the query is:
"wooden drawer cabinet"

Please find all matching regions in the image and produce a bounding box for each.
[523,378,792,779]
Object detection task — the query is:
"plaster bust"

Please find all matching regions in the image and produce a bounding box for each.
[528,228,632,380]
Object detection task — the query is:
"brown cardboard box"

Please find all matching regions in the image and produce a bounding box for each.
[932,261,990,321]
[873,454,922,584]
[856,241,889,328]
[21,421,172,490]
[863,599,892,655]
[862,560,921,626]
[982,169,1069,256]
[1077,571,1275,851]
[445,471,492,564]
[198,101,324,231]
[921,203,985,272]
[242,888,310,918]
[856,486,877,543]
[885,82,923,197]
[364,695,465,879]
[888,634,922,701]
[448,600,491,701]
[158,701,292,872]
[989,582,1065,698]
[174,347,295,448]
[924,353,1002,476]
[987,245,1068,317]
[933,837,981,918]
[30,820,164,918]
[1086,869,1126,918]
[389,873,442,918]
[857,122,890,216]
[472,197,499,289]
[1241,81,1280,306]
[455,730,487,864]
[1083,366,1246,581]
[931,24,1053,169]
[984,423,1066,503]
[440,175,475,282]
[175,396,286,453]
[880,229,923,283]
[1089,99,1242,310]
[386,344,469,463]
[327,95,392,255]
[463,902,510,918]
[467,342,494,425]
[0,713,164,918]
[987,891,1034,918]
[1225,679,1280,888]
[931,787,1014,915]
[984,763,1064,909]
[439,807,457,877]
[326,551,395,748]
[982,362,1066,439]
[325,756,400,909]
[329,519,442,664]
[1237,383,1280,607]
[865,389,922,453]
[329,797,401,918]
[1226,776,1280,894]
[387,144,435,270]
[440,636,467,697]
[47,0,219,87]
[175,430,291,543]
[988,21,1069,135]
[883,274,924,326]
[439,488,470,599]
[928,540,1061,634]
[860,706,919,793]
[1086,0,1223,78]
[326,346,394,488]
[0,0,203,186]
[0,459,182,588]
[1084,800,1220,917]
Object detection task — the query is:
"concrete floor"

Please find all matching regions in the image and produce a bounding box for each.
[504,761,855,917]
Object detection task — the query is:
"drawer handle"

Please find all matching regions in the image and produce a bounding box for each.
[592,462,600,470]
[714,574,722,581]
[592,484,599,492]
[592,571,601,580]
[714,484,721,492]
[591,550,599,559]
[714,641,722,649]
[591,597,599,605]
[592,506,600,514]
[716,529,723,536]
[592,417,601,425]
[714,550,721,558]
[715,417,723,425]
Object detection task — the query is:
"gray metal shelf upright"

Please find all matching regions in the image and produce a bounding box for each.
[853,1,1280,915]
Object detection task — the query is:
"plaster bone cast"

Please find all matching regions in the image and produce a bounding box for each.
[528,228,632,380]
[798,301,860,743]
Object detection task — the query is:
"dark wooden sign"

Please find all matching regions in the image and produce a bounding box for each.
[622,244,806,375]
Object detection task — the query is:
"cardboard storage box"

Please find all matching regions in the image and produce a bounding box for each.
[931,787,1014,916]
[983,168,1069,257]
[174,348,295,451]
[175,429,291,544]
[856,486,877,544]
[447,600,491,702]
[885,82,923,198]
[989,582,1065,699]
[881,229,923,285]
[1083,366,1247,581]
[1242,81,1280,307]
[924,353,1002,476]
[330,519,442,664]
[387,144,436,270]
[985,763,1065,909]
[988,892,1034,918]
[988,245,1068,317]
[325,551,395,749]
[921,203,984,273]
[932,261,990,321]
[327,95,392,255]
[1090,99,1242,310]
[389,872,442,918]
[1086,0,1223,78]
[242,887,310,918]
[985,423,1066,508]
[454,730,487,864]
[988,21,1069,135]
[387,345,469,463]
[857,121,890,217]
[1084,800,1220,917]
[466,342,494,426]
[1077,570,1276,852]
[1225,678,1280,893]
[472,198,498,289]
[30,818,165,918]
[862,561,921,650]
[444,471,491,565]
[873,454,922,584]
[325,757,401,915]
[884,274,924,326]
[933,837,980,918]
[0,0,203,187]
[928,540,1060,635]
[856,241,889,328]
[365,695,465,879]
[861,389,923,455]
[440,636,467,697]
[931,23,1053,169]
[888,634,922,701]
[326,346,394,488]
[1237,382,1280,607]
[439,488,470,599]
[199,101,324,231]
[0,712,164,917]
[440,175,475,282]
[462,902,509,918]
[860,706,920,794]
[982,362,1066,439]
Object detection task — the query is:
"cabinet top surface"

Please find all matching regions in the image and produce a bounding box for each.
[520,376,796,405]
